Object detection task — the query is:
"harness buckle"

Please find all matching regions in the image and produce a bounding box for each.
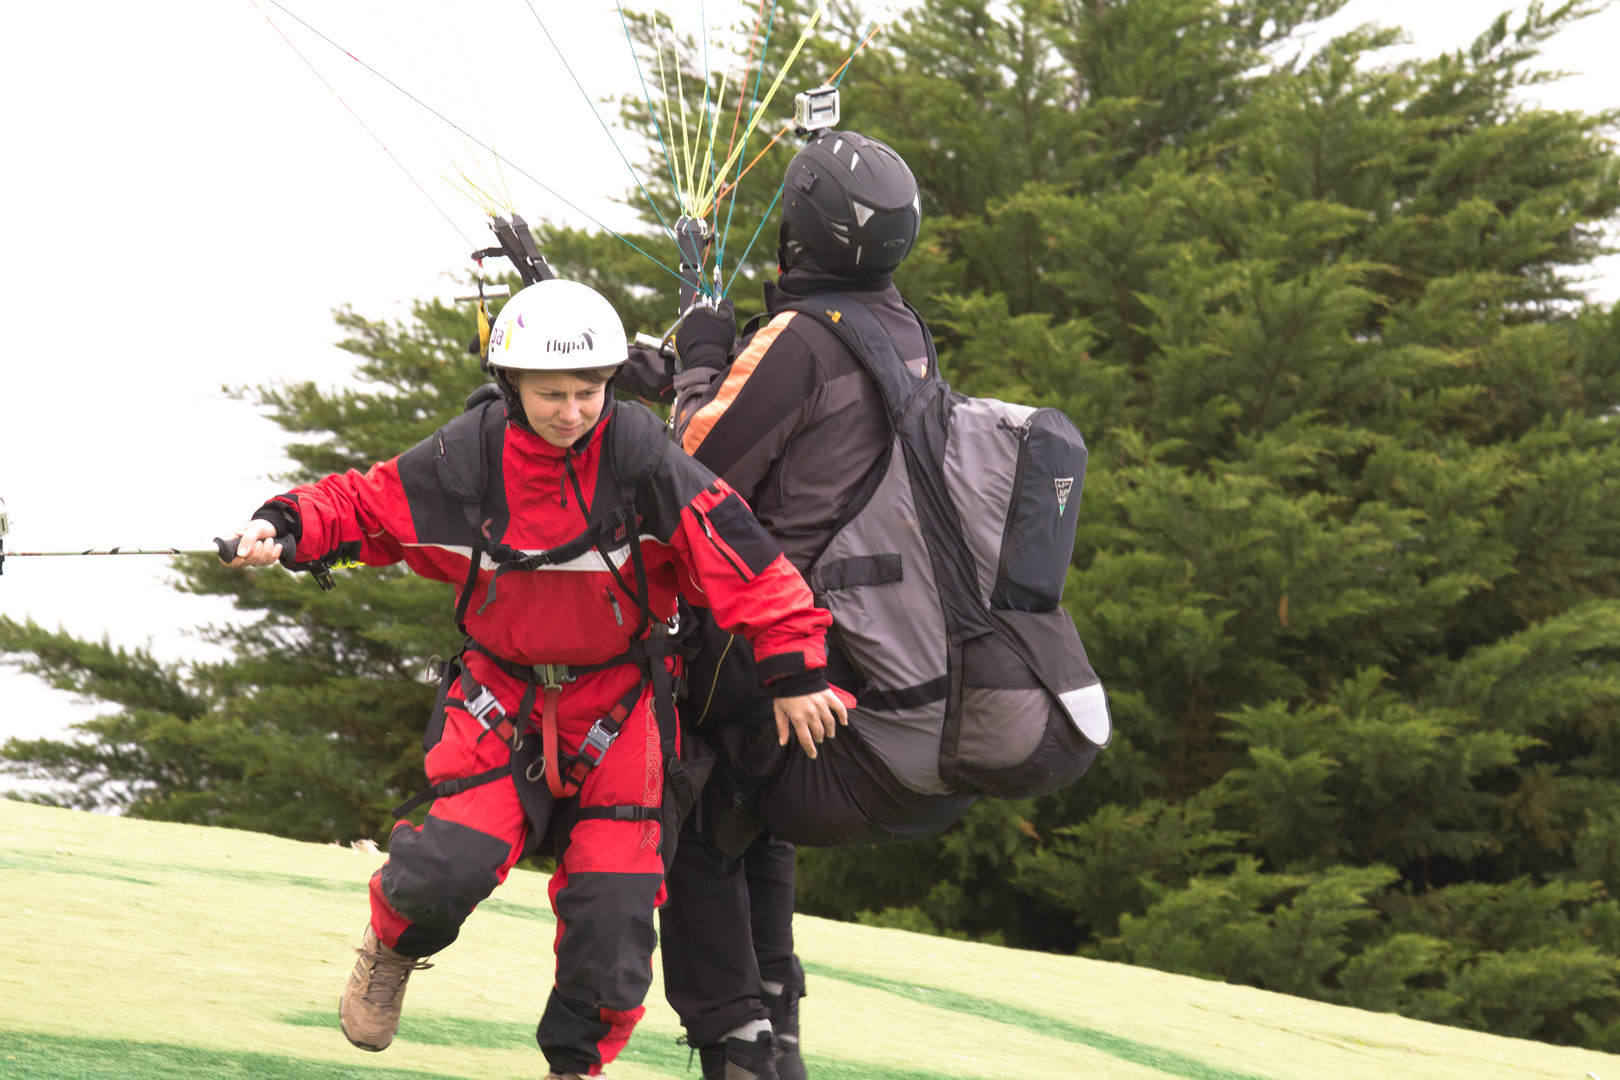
[464,685,507,729]
[576,717,621,767]
[534,663,576,690]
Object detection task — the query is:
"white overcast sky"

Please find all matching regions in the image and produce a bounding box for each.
[2,0,1618,772]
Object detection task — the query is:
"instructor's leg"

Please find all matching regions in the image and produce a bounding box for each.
[745,836,807,1079]
[538,694,666,1077]
[660,817,772,1046]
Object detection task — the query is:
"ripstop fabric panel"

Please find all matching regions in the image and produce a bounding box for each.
[943,397,1035,606]
[993,409,1088,612]
[812,432,951,794]
[811,439,947,698]
[848,699,953,795]
[957,688,1050,768]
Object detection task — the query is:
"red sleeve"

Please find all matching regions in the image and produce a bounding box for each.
[668,480,831,692]
[265,458,412,569]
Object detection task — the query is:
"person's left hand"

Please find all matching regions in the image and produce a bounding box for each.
[773,687,850,759]
[674,298,737,371]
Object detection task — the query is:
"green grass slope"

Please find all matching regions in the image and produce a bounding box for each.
[1,801,1615,1080]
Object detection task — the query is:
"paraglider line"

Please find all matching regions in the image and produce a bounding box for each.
[715,19,877,215]
[523,0,677,246]
[716,0,776,276]
[723,180,784,299]
[833,20,881,87]
[260,0,686,285]
[614,0,686,217]
[250,0,476,250]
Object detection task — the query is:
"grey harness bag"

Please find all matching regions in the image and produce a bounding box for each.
[786,294,1112,799]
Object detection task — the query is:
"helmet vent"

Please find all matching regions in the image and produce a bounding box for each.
[851,201,876,227]
[849,152,860,172]
[833,138,844,155]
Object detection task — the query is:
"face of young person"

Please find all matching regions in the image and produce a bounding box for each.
[513,370,610,448]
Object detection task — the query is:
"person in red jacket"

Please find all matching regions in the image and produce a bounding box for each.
[223,278,845,1080]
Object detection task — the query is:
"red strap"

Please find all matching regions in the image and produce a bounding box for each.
[542,685,571,799]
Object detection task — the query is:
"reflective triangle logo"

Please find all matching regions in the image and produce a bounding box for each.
[1054,477,1074,515]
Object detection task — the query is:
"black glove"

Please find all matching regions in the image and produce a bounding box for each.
[674,299,737,372]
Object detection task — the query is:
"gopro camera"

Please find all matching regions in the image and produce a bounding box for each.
[793,85,840,134]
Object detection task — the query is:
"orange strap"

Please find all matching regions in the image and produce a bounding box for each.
[542,685,569,799]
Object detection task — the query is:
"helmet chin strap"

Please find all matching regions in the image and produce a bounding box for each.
[492,368,538,435]
[493,366,624,442]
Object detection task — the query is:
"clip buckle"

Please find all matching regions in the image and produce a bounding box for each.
[576,717,621,766]
[535,663,576,690]
[465,686,508,730]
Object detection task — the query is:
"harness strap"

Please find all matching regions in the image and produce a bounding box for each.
[546,677,647,799]
[453,544,483,637]
[391,763,512,820]
[475,507,632,616]
[577,805,660,822]
[541,682,567,798]
[453,669,516,743]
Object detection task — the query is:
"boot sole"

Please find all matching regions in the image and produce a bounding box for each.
[339,997,393,1052]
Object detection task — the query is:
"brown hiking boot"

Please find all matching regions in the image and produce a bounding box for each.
[338,923,433,1052]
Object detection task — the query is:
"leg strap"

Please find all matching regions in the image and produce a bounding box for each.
[546,678,647,800]
[576,805,661,822]
[391,763,513,819]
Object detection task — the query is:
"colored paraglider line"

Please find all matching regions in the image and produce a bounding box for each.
[715,0,777,278]
[523,0,679,248]
[447,166,509,217]
[260,0,688,287]
[700,0,713,198]
[615,0,687,237]
[689,0,826,219]
[714,16,879,233]
[833,19,882,87]
[249,0,477,251]
[716,121,794,204]
[654,0,822,225]
[685,0,825,219]
[723,180,785,299]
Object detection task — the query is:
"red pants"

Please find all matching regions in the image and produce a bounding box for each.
[369,654,667,1077]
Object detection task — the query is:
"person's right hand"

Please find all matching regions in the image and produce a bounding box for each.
[225,519,283,568]
[674,298,737,371]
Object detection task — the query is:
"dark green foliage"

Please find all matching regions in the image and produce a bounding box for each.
[801,0,1620,1051]
[9,0,1620,1050]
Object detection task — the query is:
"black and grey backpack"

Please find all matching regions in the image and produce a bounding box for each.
[781,293,1111,799]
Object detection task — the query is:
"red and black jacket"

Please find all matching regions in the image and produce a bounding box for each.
[250,391,832,730]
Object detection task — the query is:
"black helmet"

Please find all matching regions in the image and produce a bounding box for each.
[778,130,920,276]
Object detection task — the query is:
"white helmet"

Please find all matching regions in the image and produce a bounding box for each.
[487,279,628,371]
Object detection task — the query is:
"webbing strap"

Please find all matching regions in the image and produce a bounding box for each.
[577,804,660,822]
[452,545,483,637]
[391,763,512,819]
[476,507,630,616]
[541,684,567,799]
[545,678,647,799]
